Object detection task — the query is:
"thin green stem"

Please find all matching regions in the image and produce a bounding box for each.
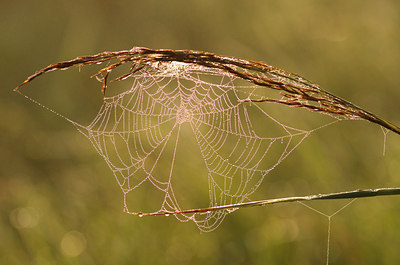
[128,187,400,216]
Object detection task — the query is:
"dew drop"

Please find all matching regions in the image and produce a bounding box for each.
[165,213,170,217]
[226,207,238,213]
[138,213,143,217]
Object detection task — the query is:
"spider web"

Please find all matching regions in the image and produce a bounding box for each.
[14,48,400,263]
[75,61,320,231]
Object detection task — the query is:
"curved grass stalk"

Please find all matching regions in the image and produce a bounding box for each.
[15,47,400,135]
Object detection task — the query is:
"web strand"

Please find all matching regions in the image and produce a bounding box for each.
[299,199,357,265]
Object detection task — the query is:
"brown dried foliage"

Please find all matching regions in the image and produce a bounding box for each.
[15,47,400,135]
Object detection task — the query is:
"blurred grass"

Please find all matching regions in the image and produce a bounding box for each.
[1,0,400,264]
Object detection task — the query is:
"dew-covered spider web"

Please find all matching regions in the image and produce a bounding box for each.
[81,62,320,231]
[15,48,400,235]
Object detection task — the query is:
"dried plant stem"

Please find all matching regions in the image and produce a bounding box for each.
[128,187,400,216]
[14,47,400,135]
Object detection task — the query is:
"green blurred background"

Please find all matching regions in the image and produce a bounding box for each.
[1,0,400,264]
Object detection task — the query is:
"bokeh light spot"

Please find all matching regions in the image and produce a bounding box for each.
[9,207,39,229]
[60,231,87,257]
